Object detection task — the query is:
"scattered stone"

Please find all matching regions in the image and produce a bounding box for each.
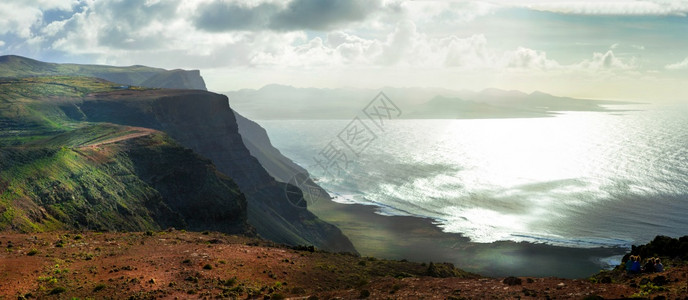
[503,276,522,286]
[649,275,668,286]
[522,288,537,297]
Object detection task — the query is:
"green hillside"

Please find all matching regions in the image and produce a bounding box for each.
[0,55,161,83]
[0,77,248,234]
[0,55,206,90]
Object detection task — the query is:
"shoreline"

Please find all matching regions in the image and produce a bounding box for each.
[308,191,628,278]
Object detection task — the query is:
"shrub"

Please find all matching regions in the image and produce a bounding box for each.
[93,283,106,292]
[503,276,522,286]
[203,264,213,270]
[49,287,66,295]
[269,293,285,300]
[27,249,38,256]
[290,287,306,294]
[222,277,236,286]
[427,262,461,278]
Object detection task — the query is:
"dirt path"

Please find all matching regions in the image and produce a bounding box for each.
[79,127,156,148]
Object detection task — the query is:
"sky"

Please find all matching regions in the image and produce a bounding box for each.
[2,0,688,101]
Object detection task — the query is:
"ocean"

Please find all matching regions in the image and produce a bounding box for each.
[258,103,688,252]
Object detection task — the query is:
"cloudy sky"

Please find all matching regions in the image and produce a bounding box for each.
[2,0,688,101]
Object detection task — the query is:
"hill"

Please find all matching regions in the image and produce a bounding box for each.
[0,77,247,234]
[0,55,206,90]
[0,76,355,253]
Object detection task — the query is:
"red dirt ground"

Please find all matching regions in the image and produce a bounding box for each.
[1,231,686,299]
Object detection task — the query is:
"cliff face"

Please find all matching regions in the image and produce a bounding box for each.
[74,89,356,253]
[0,123,248,234]
[0,56,357,253]
[141,69,207,91]
[233,111,308,183]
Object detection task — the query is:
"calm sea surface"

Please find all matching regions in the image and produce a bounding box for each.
[258,104,688,249]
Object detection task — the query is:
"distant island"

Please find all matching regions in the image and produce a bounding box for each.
[224,84,636,120]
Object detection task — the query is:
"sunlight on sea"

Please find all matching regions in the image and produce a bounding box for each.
[259,104,688,248]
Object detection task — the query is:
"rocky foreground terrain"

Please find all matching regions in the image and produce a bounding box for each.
[1,231,687,299]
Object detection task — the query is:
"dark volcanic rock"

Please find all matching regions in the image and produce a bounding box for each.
[140,69,207,91]
[233,111,307,183]
[77,89,357,253]
[123,134,249,234]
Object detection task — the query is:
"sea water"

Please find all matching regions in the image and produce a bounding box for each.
[258,104,688,250]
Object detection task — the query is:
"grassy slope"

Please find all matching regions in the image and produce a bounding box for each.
[0,77,248,234]
[0,76,126,146]
[0,55,162,84]
[0,144,162,232]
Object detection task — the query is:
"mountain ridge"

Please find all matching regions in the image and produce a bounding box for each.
[0,55,206,90]
[0,58,356,253]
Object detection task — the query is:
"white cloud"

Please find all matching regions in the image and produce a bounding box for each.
[0,4,43,38]
[443,34,491,68]
[502,0,688,16]
[576,50,636,70]
[503,47,560,70]
[665,57,688,70]
[399,1,497,23]
[0,0,76,38]
[0,0,649,92]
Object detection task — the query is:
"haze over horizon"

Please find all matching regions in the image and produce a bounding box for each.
[2,0,688,102]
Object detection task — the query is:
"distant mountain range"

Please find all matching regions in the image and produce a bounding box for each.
[225,84,631,120]
[0,55,355,253]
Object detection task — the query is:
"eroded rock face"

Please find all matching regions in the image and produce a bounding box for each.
[233,111,308,183]
[0,128,249,234]
[77,89,357,253]
[140,69,207,91]
[123,133,249,234]
[0,55,356,252]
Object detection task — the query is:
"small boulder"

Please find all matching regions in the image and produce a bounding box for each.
[503,276,522,286]
[651,275,668,286]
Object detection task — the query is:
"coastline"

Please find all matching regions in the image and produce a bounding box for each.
[307,191,628,278]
